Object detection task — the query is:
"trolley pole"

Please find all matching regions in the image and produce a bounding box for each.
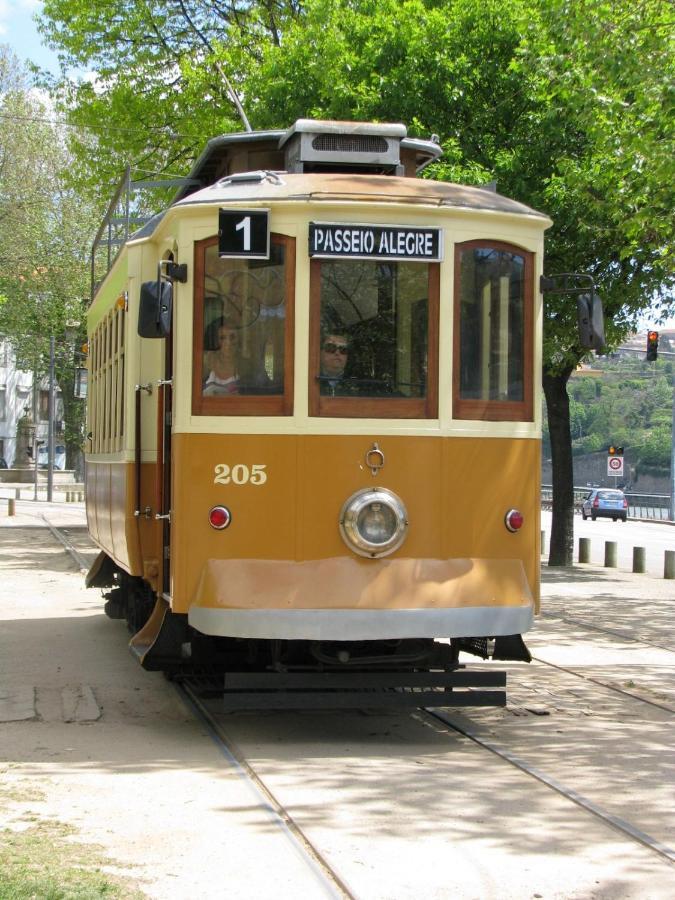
[47,335,55,503]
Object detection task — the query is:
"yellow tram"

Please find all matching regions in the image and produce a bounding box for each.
[84,119,550,706]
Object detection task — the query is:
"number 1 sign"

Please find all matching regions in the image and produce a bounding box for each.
[218,209,270,259]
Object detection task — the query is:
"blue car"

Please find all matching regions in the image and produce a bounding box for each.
[581,488,628,522]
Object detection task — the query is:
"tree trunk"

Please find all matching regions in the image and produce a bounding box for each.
[543,367,575,566]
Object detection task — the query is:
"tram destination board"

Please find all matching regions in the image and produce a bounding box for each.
[219,209,270,259]
[309,222,443,261]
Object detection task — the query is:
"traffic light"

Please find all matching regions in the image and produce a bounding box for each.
[608,445,624,456]
[646,330,659,361]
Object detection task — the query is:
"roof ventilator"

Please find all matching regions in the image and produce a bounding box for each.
[280,119,406,175]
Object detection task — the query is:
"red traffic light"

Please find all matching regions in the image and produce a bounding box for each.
[646,330,659,361]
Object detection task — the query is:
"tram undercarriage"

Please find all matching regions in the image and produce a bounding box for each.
[90,554,530,708]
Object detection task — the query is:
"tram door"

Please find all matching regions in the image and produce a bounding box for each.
[158,327,172,597]
[137,255,176,599]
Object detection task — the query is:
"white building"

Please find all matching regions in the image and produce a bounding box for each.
[0,336,64,468]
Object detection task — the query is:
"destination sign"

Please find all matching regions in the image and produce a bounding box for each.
[308,223,442,261]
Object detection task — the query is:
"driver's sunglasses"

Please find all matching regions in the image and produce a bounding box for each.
[322,342,349,355]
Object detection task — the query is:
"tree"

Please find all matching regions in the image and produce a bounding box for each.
[37,0,675,554]
[245,0,674,563]
[36,0,303,193]
[0,46,95,468]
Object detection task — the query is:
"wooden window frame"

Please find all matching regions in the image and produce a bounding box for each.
[192,233,295,417]
[308,260,439,419]
[453,239,534,422]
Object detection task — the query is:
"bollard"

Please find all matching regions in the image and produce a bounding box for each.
[78,491,84,502]
[579,537,591,564]
[14,488,20,500]
[540,530,546,554]
[604,540,617,568]
[632,547,646,574]
[665,550,675,581]
[8,498,15,516]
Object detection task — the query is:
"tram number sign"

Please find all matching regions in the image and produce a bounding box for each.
[219,209,270,259]
[607,456,624,477]
[309,222,443,261]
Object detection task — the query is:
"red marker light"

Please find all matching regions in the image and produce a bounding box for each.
[505,509,524,532]
[209,506,231,530]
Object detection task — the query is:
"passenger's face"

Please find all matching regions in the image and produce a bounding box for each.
[321,334,349,377]
[217,327,238,356]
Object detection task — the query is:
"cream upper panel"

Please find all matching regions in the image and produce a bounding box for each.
[145,199,547,439]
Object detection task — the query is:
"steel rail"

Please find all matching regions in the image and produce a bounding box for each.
[530,654,675,715]
[176,680,357,900]
[41,517,91,573]
[421,708,675,867]
[540,610,675,654]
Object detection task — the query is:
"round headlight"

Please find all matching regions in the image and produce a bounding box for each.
[339,488,408,558]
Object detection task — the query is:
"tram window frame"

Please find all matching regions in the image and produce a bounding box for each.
[192,233,295,417]
[453,239,534,422]
[308,260,439,419]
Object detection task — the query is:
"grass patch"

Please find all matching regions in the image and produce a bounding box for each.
[0,820,144,899]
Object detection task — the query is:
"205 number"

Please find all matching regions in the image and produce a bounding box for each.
[213,464,267,486]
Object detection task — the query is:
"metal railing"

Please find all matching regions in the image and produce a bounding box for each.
[541,485,671,520]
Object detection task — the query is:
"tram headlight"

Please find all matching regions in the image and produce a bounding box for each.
[339,488,408,558]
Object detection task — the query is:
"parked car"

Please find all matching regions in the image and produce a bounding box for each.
[0,457,7,469]
[581,488,628,522]
[37,444,66,470]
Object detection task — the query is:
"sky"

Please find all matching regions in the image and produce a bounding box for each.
[0,0,61,72]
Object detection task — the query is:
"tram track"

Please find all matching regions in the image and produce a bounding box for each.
[174,674,675,879]
[419,707,675,868]
[541,609,675,654]
[42,519,92,573]
[175,678,357,900]
[529,653,675,714]
[48,521,675,876]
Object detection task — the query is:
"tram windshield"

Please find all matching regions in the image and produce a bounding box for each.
[193,234,294,415]
[311,259,438,418]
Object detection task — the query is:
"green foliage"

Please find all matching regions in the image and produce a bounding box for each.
[567,358,673,469]
[0,47,94,464]
[36,0,674,361]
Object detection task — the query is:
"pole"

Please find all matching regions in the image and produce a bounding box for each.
[47,335,55,503]
[32,370,38,502]
[670,366,675,522]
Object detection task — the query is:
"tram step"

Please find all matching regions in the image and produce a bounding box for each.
[212,670,507,710]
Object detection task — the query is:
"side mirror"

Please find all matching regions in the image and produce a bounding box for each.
[577,292,605,352]
[74,367,88,399]
[138,280,173,338]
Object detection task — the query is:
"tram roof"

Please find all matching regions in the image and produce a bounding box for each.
[172,172,550,220]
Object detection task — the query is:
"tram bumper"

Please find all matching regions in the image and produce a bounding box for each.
[188,556,534,642]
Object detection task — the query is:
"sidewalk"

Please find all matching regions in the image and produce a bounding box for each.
[0,497,87,529]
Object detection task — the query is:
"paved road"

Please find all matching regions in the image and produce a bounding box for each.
[541,510,675,577]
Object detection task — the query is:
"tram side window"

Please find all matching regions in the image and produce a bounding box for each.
[454,241,533,421]
[192,234,295,416]
[309,259,439,418]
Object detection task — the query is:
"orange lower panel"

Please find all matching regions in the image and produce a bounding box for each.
[193,556,532,610]
[170,433,541,617]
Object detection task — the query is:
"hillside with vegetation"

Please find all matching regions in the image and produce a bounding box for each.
[543,349,674,487]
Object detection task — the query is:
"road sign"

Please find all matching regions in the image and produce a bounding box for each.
[607,455,624,477]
